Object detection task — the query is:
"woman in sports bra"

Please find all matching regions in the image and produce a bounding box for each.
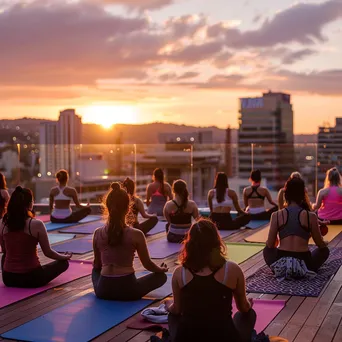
[243,169,278,220]
[164,180,199,243]
[49,169,91,223]
[264,178,329,272]
[92,183,168,300]
[208,172,250,230]
[165,219,256,342]
[146,168,172,217]
[122,177,158,235]
[0,186,71,288]
[0,173,10,219]
[313,168,342,225]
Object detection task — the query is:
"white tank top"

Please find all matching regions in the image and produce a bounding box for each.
[212,189,234,209]
[54,187,73,201]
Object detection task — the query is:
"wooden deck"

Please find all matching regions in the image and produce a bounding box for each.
[1,223,342,342]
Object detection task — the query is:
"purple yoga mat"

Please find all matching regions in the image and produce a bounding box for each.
[219,230,239,239]
[128,299,285,333]
[146,221,167,236]
[147,239,182,259]
[0,260,92,309]
[54,236,93,254]
[60,221,105,235]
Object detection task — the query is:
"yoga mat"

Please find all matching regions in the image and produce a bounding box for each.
[147,239,182,259]
[54,235,93,254]
[0,260,92,309]
[137,271,173,300]
[247,247,342,297]
[199,208,237,219]
[38,234,76,249]
[219,229,239,239]
[147,221,167,236]
[226,243,264,264]
[45,215,101,232]
[60,220,105,235]
[127,299,285,333]
[245,224,342,244]
[1,293,153,342]
[37,215,50,222]
[245,220,269,230]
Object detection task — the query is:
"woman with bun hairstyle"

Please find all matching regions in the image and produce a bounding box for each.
[0,173,10,219]
[164,179,199,243]
[0,187,71,288]
[92,183,168,300]
[49,169,91,223]
[122,178,158,235]
[146,168,173,216]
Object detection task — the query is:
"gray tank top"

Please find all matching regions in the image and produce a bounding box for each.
[278,206,311,241]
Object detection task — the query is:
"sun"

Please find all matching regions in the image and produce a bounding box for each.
[82,105,138,128]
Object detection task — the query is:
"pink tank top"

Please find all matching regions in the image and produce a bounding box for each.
[1,231,40,273]
[318,186,342,220]
[94,227,136,268]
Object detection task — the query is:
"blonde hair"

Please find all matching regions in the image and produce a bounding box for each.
[324,168,341,188]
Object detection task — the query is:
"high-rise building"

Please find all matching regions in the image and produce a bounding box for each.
[238,91,294,190]
[317,118,342,188]
[39,109,82,179]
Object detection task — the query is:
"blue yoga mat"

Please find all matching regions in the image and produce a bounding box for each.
[45,216,101,232]
[38,234,75,249]
[60,220,105,235]
[137,271,172,299]
[199,208,238,219]
[54,236,92,254]
[146,220,166,236]
[1,293,153,342]
[245,220,269,229]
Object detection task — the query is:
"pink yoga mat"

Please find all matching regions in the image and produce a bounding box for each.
[37,215,50,222]
[127,299,285,333]
[0,260,92,309]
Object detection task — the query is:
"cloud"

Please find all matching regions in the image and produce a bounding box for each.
[93,0,174,11]
[281,49,318,65]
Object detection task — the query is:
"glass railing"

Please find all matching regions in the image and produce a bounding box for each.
[1,143,341,207]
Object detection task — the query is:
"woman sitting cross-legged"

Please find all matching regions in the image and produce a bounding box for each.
[122,177,158,235]
[0,172,10,219]
[208,172,251,230]
[165,218,256,342]
[264,177,330,276]
[92,182,168,301]
[0,186,71,288]
[164,180,199,243]
[243,169,278,220]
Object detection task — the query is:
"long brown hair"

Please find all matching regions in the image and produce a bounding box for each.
[103,182,130,246]
[0,173,7,190]
[214,172,228,203]
[153,168,166,196]
[173,179,189,211]
[179,218,227,273]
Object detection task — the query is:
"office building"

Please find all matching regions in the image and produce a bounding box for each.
[238,91,294,190]
[317,118,342,188]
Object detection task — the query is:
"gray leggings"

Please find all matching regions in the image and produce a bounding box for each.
[92,268,167,301]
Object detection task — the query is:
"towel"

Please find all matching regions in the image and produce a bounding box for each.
[141,304,169,324]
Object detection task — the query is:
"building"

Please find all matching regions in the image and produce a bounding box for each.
[238,91,295,190]
[39,109,82,179]
[317,118,342,188]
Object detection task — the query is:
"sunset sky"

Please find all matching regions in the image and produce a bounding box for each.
[0,0,341,133]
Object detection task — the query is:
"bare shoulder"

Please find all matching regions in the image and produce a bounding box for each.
[65,187,77,195]
[228,189,237,197]
[173,265,182,278]
[208,189,214,197]
[50,187,59,195]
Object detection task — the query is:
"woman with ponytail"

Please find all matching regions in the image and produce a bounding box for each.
[0,186,71,288]
[208,173,250,230]
[123,178,158,235]
[0,173,10,219]
[92,182,168,300]
[164,180,199,243]
[146,168,172,216]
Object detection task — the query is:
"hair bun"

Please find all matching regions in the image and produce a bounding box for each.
[110,182,121,192]
[15,186,23,192]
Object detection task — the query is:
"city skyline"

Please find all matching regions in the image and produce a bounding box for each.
[0,0,342,133]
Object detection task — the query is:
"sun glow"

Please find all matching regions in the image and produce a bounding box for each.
[82,105,138,128]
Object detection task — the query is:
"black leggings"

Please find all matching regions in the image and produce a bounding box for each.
[210,212,251,230]
[263,246,330,272]
[249,206,278,221]
[92,268,167,301]
[51,206,91,224]
[168,309,256,342]
[2,259,69,288]
[134,216,158,235]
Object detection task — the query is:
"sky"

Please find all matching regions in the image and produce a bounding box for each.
[0,0,341,133]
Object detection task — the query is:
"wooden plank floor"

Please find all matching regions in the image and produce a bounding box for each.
[1,222,342,342]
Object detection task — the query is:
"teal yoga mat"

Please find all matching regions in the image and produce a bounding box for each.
[45,216,101,232]
[199,208,238,219]
[1,293,153,342]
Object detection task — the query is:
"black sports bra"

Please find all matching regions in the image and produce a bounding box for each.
[247,185,265,200]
